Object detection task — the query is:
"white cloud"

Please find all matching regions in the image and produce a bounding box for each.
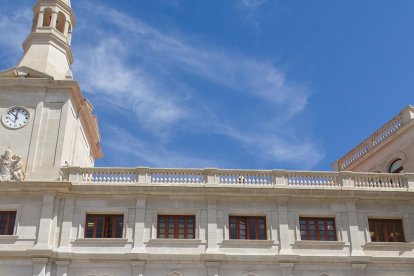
[102,124,218,168]
[0,1,323,169]
[76,4,307,115]
[70,2,323,169]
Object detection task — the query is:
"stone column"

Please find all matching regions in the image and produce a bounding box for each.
[206,261,220,276]
[59,199,74,250]
[35,195,55,249]
[131,261,145,276]
[37,11,44,28]
[280,263,294,276]
[51,12,58,29]
[207,199,218,251]
[64,19,70,36]
[352,263,367,276]
[346,201,364,255]
[133,197,146,251]
[55,261,70,276]
[32,258,48,276]
[278,199,291,254]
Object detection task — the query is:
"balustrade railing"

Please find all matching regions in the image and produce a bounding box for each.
[219,170,273,186]
[337,105,414,170]
[353,173,406,189]
[61,167,412,191]
[287,171,339,187]
[79,168,137,183]
[150,169,204,185]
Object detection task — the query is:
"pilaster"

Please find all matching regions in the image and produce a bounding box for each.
[351,263,367,276]
[132,197,146,251]
[131,261,145,276]
[32,258,48,276]
[207,198,218,251]
[206,261,220,276]
[280,263,294,276]
[55,261,70,276]
[59,198,74,249]
[346,201,364,255]
[278,199,291,254]
[35,195,56,249]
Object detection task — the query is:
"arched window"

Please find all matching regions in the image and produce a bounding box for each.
[42,8,52,27]
[56,12,66,33]
[389,159,403,173]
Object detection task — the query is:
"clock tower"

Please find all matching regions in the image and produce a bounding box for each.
[0,0,102,180]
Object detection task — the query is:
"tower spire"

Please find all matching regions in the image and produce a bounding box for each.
[18,0,75,80]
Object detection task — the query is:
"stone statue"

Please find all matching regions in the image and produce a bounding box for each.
[0,149,25,182]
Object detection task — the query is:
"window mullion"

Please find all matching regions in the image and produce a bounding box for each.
[174,216,178,239]
[4,213,10,236]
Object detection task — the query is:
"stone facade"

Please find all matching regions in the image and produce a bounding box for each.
[0,0,413,275]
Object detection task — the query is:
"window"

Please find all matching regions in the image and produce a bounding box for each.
[300,217,336,241]
[56,12,66,33]
[369,219,405,242]
[0,211,16,235]
[43,8,52,27]
[157,215,195,239]
[389,159,403,173]
[229,216,266,240]
[85,214,123,238]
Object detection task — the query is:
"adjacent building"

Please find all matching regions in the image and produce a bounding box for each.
[0,0,413,275]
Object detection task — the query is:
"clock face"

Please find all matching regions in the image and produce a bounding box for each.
[2,107,30,129]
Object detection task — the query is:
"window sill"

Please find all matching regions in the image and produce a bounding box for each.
[363,242,414,249]
[147,239,203,245]
[293,240,348,247]
[73,238,129,244]
[221,239,276,247]
[0,235,18,240]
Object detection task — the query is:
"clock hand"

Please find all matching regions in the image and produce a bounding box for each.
[13,111,18,122]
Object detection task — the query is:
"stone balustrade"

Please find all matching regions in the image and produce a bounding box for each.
[61,167,414,191]
[337,105,414,170]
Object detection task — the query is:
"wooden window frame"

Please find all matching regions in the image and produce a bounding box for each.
[157,215,196,239]
[84,214,124,239]
[299,217,337,241]
[0,211,16,235]
[229,216,267,240]
[368,219,405,242]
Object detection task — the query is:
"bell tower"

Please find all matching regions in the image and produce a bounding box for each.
[18,0,75,80]
[0,0,102,181]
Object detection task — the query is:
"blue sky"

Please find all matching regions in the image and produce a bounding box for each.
[0,0,413,171]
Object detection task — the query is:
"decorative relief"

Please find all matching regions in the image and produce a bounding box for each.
[0,149,25,182]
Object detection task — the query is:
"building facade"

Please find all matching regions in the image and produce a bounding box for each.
[0,1,413,275]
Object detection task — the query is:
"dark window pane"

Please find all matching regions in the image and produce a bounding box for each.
[300,217,336,241]
[85,214,123,239]
[368,219,405,243]
[7,212,16,235]
[0,212,16,236]
[157,215,195,239]
[229,216,266,240]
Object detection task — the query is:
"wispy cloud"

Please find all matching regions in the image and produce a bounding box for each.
[100,124,218,168]
[236,0,268,29]
[0,1,324,169]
